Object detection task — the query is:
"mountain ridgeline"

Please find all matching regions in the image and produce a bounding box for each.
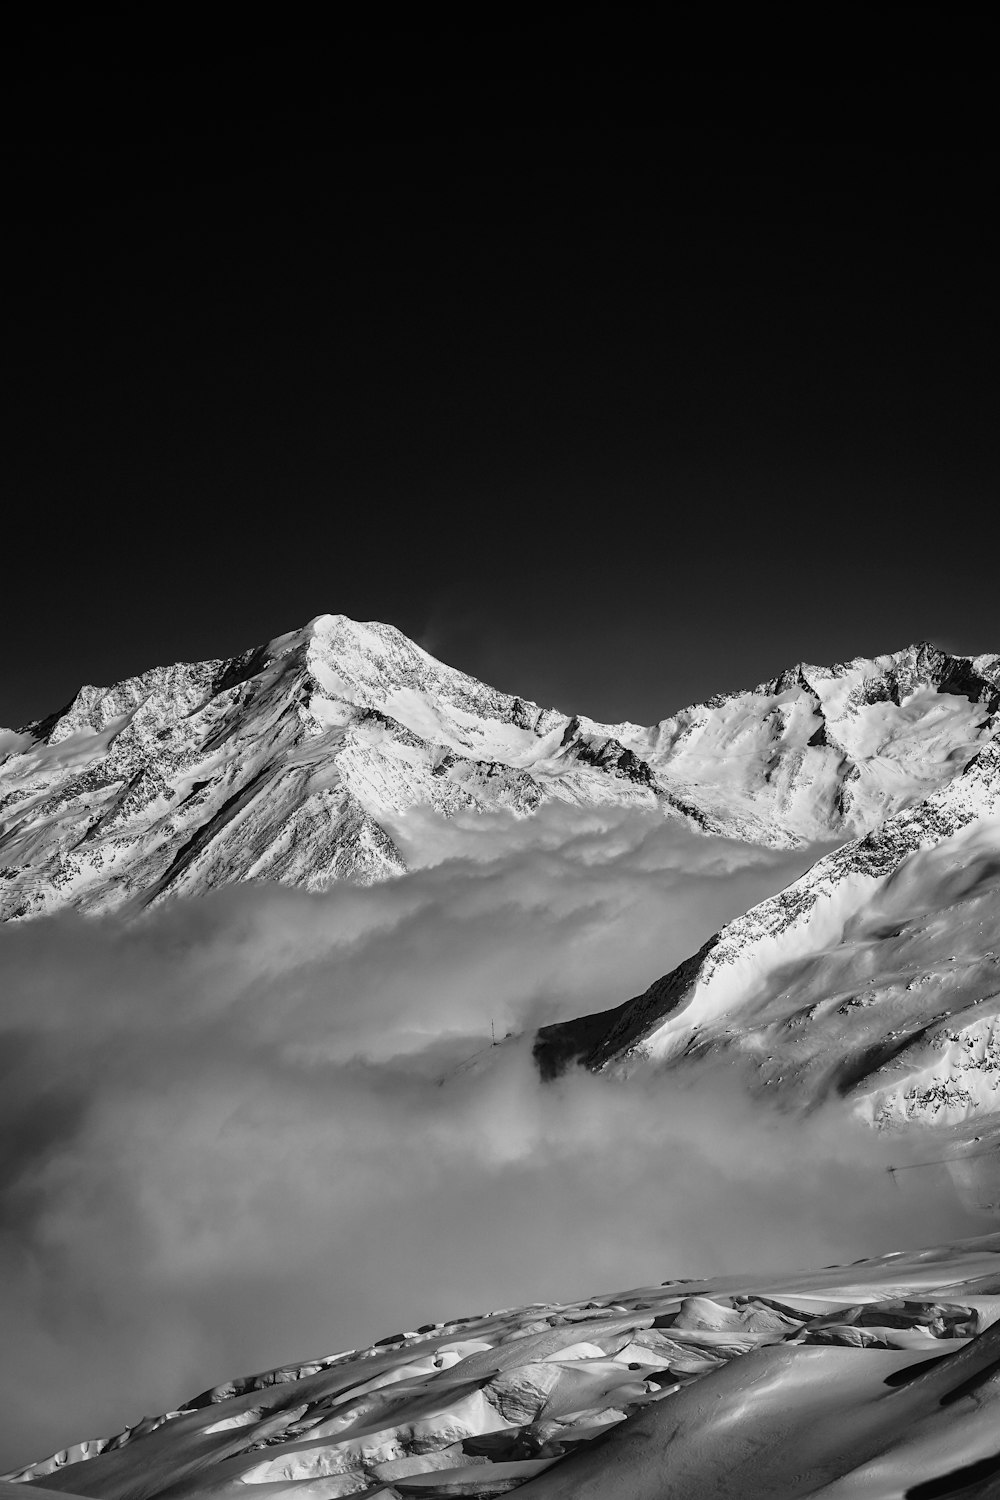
[2,617,997,921]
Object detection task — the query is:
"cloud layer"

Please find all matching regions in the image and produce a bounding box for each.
[0,806,985,1470]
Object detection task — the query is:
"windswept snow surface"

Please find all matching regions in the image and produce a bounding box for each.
[1,619,997,919]
[6,1235,1000,1499]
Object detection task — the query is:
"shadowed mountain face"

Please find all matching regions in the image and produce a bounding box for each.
[7,1236,1000,1499]
[1,618,996,920]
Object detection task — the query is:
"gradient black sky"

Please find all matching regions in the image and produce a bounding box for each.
[4,25,997,729]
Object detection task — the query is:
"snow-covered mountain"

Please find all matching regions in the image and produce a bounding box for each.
[0,615,660,920]
[7,1234,1000,1499]
[537,739,1000,1137]
[8,625,1000,1497]
[1,617,996,920]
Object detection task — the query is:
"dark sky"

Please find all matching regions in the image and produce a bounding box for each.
[4,26,997,729]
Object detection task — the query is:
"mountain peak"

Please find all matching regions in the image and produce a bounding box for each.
[2,621,999,920]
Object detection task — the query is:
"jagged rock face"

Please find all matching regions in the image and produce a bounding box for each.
[537,741,1000,1133]
[6,1235,1000,1499]
[1,619,996,919]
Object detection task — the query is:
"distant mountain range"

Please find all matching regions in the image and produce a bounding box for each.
[5,617,1000,1146]
[2,616,996,920]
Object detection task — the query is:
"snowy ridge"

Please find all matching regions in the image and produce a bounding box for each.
[0,616,664,920]
[2,620,997,919]
[628,640,1000,844]
[537,741,1000,1130]
[6,1235,1000,1499]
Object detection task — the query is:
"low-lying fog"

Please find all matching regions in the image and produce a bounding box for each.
[0,805,987,1469]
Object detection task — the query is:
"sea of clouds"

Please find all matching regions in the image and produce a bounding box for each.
[0,805,986,1469]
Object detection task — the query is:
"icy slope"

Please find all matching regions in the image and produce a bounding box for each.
[537,741,1000,1132]
[1,621,996,918]
[6,1235,1000,1499]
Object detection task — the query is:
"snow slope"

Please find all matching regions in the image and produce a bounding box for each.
[0,616,665,920]
[2,620,996,919]
[7,1234,1000,1499]
[537,740,1000,1134]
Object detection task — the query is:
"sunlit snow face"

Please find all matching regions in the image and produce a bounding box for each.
[0,805,984,1469]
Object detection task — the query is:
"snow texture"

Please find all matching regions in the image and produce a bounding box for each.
[7,1234,1000,1499]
